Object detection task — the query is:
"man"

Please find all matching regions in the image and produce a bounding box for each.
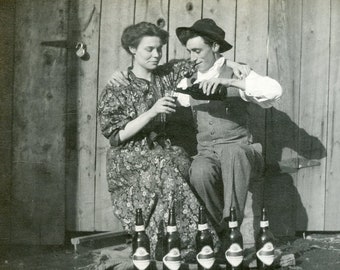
[174,18,282,239]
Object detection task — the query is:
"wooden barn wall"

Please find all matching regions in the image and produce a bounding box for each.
[11,0,68,244]
[265,0,302,235]
[325,0,340,230]
[0,0,15,244]
[1,0,339,244]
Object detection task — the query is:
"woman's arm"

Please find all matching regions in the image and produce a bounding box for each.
[118,96,176,143]
[98,85,176,146]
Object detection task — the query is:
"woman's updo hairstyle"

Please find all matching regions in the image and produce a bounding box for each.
[121,22,169,55]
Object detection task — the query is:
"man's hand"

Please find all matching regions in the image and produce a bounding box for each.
[199,78,231,96]
[108,70,129,87]
[226,60,251,79]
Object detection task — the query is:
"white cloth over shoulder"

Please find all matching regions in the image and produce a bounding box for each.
[241,70,283,108]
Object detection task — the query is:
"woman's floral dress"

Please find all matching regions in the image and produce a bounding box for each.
[98,60,208,260]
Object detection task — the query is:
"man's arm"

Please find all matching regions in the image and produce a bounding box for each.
[199,70,283,108]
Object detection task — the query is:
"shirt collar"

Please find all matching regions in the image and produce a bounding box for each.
[127,67,154,85]
[197,57,226,81]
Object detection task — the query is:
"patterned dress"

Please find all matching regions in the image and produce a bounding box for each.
[98,60,206,260]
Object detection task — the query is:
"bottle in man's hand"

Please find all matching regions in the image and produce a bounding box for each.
[175,83,227,100]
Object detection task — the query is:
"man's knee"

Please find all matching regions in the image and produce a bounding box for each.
[224,143,251,157]
[189,157,220,187]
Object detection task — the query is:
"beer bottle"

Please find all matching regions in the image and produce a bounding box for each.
[132,208,151,270]
[255,208,275,270]
[195,206,215,270]
[163,206,181,270]
[175,83,227,100]
[225,207,243,270]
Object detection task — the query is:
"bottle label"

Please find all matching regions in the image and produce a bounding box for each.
[228,221,238,228]
[135,225,145,232]
[166,225,177,233]
[198,223,209,231]
[132,247,150,270]
[163,248,181,270]
[225,243,243,267]
[256,242,275,266]
[260,221,269,228]
[197,245,215,269]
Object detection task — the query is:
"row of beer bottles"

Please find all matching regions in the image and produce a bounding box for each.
[221,207,275,270]
[132,206,275,270]
[132,206,181,270]
[198,206,275,270]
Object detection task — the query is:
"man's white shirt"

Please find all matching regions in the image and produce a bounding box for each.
[176,57,282,108]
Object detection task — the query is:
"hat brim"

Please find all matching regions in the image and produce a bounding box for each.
[176,27,233,53]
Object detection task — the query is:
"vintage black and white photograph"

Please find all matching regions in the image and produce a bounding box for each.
[0,0,339,269]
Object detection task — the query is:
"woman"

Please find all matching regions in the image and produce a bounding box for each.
[98,22,205,259]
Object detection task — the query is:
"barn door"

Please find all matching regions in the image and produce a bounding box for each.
[11,0,68,244]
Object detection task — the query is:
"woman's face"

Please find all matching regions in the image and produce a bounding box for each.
[130,36,163,71]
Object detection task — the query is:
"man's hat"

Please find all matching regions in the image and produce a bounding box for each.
[176,18,232,53]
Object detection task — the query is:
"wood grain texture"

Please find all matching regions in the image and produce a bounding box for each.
[266,0,303,235]
[65,0,101,231]
[235,0,268,147]
[0,0,15,244]
[202,0,236,60]
[94,0,135,231]
[168,0,202,61]
[297,0,330,230]
[135,0,169,64]
[325,0,340,230]
[12,0,68,244]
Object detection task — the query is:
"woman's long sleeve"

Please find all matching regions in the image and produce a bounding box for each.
[98,85,132,146]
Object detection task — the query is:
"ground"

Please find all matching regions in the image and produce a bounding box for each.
[0,234,339,269]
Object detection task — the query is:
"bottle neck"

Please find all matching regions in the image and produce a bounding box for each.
[198,223,209,231]
[135,225,145,232]
[135,209,145,230]
[260,220,269,228]
[167,225,177,233]
[229,220,238,229]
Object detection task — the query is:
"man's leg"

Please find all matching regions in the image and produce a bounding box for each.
[219,143,263,223]
[189,152,224,232]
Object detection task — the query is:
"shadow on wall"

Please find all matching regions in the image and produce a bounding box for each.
[168,105,328,236]
[262,107,327,236]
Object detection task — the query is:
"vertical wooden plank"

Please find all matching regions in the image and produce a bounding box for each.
[297,0,330,230]
[266,0,303,235]
[202,0,236,60]
[267,0,302,164]
[0,0,15,244]
[168,0,202,60]
[235,0,268,240]
[95,0,135,231]
[65,0,101,232]
[325,0,340,230]
[12,0,67,244]
[235,0,268,148]
[135,0,169,64]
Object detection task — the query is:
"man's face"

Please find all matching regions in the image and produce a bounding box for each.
[186,36,217,73]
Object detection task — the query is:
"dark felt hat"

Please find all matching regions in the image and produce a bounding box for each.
[176,18,232,53]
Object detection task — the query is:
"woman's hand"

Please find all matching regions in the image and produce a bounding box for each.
[148,97,176,118]
[108,70,129,87]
